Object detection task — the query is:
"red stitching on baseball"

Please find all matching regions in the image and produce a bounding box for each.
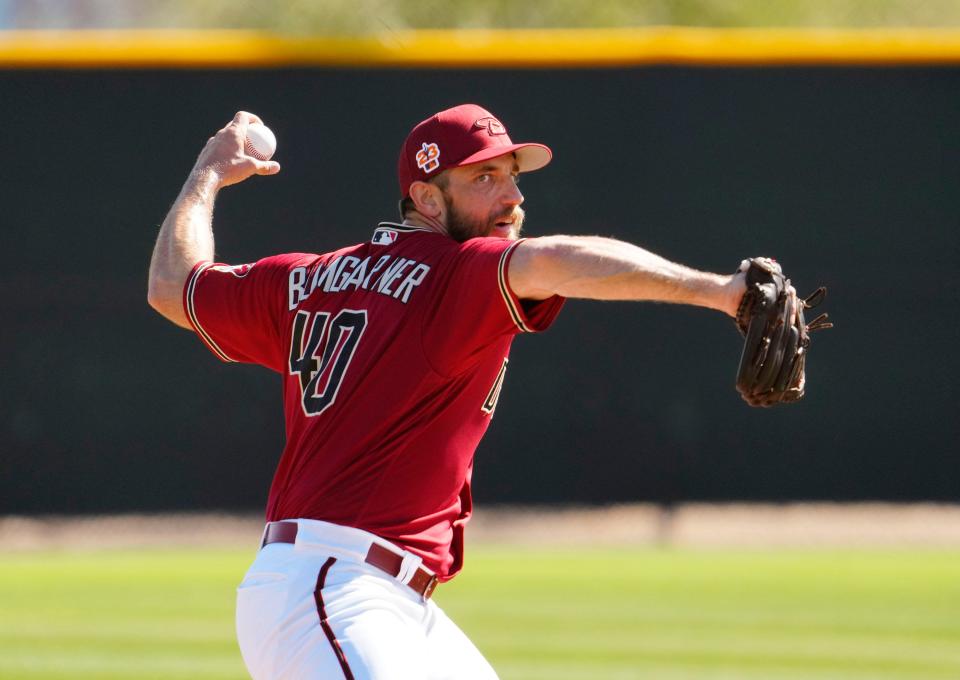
[245,138,268,160]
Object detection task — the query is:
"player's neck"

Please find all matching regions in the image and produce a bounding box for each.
[402,212,450,238]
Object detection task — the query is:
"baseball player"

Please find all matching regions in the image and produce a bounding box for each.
[148,105,749,679]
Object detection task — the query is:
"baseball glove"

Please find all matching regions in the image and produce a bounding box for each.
[734,257,832,407]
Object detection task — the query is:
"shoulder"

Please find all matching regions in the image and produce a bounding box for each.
[460,236,514,251]
[455,236,519,260]
[240,252,321,272]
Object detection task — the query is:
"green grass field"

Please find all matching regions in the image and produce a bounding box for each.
[1,546,958,679]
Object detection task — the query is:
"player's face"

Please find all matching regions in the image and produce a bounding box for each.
[440,155,525,242]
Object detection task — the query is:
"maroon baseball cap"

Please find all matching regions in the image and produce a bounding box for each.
[398,103,552,198]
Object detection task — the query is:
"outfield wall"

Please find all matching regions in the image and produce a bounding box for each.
[1,30,957,513]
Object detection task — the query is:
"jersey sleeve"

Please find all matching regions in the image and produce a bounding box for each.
[423,237,564,375]
[182,253,310,372]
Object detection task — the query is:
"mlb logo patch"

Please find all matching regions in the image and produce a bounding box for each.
[372,228,398,245]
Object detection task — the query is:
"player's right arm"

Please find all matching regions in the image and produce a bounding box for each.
[147,111,280,328]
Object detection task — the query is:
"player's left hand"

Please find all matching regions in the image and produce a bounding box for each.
[192,111,281,189]
[734,257,832,406]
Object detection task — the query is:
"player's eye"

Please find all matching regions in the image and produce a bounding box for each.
[476,174,491,183]
[511,174,520,185]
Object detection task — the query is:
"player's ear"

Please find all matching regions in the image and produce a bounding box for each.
[409,181,443,218]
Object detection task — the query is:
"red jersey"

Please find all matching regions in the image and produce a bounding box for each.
[183,222,564,579]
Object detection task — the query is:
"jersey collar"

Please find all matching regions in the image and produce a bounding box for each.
[371,222,437,244]
[376,221,435,233]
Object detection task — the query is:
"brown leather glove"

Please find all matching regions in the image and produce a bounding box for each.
[734,257,832,407]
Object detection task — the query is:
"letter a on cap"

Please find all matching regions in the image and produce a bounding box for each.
[473,117,506,136]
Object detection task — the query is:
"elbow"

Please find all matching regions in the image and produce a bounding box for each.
[146,276,172,314]
[146,279,162,313]
[147,275,191,328]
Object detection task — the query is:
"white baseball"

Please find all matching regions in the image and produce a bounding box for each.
[244,122,277,161]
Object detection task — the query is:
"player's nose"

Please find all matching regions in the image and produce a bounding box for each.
[502,179,524,207]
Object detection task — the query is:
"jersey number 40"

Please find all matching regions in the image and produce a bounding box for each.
[288,309,368,416]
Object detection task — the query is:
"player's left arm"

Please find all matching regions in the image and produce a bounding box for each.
[507,235,746,318]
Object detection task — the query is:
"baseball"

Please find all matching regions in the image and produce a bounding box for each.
[244,122,277,161]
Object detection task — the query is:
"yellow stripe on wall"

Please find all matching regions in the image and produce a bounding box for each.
[3,28,960,68]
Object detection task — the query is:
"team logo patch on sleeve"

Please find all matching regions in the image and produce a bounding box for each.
[416,143,440,173]
[372,228,398,245]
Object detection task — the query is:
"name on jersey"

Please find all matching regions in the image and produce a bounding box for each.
[288,254,431,310]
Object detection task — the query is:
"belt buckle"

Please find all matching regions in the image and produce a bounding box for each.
[421,574,439,601]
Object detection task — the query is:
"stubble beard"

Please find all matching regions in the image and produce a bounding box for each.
[443,193,525,243]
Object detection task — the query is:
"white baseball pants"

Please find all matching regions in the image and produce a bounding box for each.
[235,518,499,680]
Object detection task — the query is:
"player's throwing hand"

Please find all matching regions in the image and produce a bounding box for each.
[192,111,281,189]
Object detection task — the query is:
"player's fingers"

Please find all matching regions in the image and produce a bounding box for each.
[245,158,281,176]
[232,111,264,128]
[788,285,799,325]
[218,115,241,134]
[206,123,239,151]
[259,160,281,175]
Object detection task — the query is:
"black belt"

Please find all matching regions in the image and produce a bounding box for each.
[261,521,438,600]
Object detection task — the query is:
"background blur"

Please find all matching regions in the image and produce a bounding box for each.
[6,0,960,30]
[2,1,959,516]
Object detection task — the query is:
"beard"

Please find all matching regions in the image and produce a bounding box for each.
[443,192,525,243]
